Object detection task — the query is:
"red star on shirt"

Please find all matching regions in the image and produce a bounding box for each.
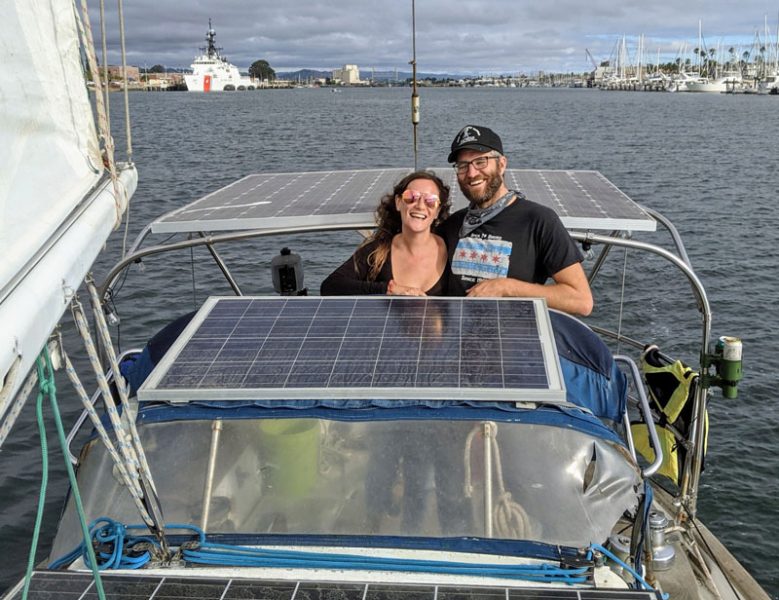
[480,253,488,262]
[492,254,501,263]
[458,250,467,258]
[470,250,478,259]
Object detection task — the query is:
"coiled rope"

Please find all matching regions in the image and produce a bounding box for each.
[49,518,157,571]
[464,422,533,539]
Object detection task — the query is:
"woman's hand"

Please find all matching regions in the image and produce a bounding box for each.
[387,280,427,296]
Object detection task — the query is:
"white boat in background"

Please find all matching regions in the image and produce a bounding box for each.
[757,71,779,94]
[0,2,774,600]
[684,72,743,93]
[184,21,258,92]
[666,71,707,92]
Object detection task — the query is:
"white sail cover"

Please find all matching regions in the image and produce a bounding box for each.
[0,1,135,420]
[1,1,103,286]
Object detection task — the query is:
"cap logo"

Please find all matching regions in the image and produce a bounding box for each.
[455,126,481,145]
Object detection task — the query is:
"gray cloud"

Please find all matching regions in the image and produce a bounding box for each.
[93,0,779,73]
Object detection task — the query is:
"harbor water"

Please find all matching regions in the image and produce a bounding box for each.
[1,87,777,596]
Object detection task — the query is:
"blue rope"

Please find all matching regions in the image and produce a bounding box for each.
[632,481,655,586]
[49,518,155,571]
[51,519,589,584]
[589,543,668,599]
[179,523,589,583]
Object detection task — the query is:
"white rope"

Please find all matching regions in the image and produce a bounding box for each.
[0,358,36,448]
[70,298,142,497]
[60,344,155,527]
[464,422,534,539]
[484,422,533,539]
[74,0,125,228]
[85,279,158,495]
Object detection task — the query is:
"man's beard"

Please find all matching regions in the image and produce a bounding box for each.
[460,169,503,208]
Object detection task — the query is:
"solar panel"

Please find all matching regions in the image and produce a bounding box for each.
[138,297,565,404]
[7,571,661,600]
[150,169,655,234]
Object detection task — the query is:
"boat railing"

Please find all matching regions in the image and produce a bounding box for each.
[615,354,663,477]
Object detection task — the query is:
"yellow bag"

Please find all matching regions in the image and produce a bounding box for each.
[632,346,707,485]
[631,412,708,485]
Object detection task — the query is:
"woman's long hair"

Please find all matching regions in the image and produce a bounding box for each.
[361,170,451,281]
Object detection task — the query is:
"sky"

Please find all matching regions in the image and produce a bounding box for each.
[95,1,779,74]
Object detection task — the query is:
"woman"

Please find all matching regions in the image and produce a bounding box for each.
[320,170,451,296]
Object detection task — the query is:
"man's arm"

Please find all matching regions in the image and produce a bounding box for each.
[465,262,593,316]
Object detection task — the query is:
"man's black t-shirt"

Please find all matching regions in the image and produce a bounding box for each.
[438,195,582,296]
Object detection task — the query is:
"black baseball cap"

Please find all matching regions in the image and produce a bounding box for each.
[448,125,503,163]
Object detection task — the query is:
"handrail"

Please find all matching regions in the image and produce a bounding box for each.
[614,355,663,477]
[643,206,692,267]
[98,222,374,300]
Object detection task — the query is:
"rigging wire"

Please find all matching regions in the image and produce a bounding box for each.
[116,0,134,258]
[74,0,127,229]
[98,0,109,126]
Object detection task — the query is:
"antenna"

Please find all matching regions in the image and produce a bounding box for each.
[410,0,419,170]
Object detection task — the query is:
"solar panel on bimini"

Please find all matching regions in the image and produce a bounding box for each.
[150,168,655,234]
[138,296,565,403]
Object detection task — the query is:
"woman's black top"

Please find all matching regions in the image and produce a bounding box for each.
[320,239,449,296]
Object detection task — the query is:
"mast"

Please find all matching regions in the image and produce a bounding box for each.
[410,0,419,170]
[206,19,218,59]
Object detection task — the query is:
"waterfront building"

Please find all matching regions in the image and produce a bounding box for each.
[332,64,362,85]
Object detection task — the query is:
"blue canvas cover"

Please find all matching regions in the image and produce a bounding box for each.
[550,310,627,422]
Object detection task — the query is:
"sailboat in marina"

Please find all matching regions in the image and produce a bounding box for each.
[0,2,774,600]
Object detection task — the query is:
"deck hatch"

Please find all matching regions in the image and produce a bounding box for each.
[8,571,661,600]
[138,296,565,404]
[150,168,655,234]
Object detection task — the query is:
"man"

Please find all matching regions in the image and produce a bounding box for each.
[438,125,593,316]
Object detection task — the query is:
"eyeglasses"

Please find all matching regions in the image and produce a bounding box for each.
[453,155,500,174]
[400,189,441,208]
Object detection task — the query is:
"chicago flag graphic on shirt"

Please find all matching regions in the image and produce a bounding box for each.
[452,237,512,281]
